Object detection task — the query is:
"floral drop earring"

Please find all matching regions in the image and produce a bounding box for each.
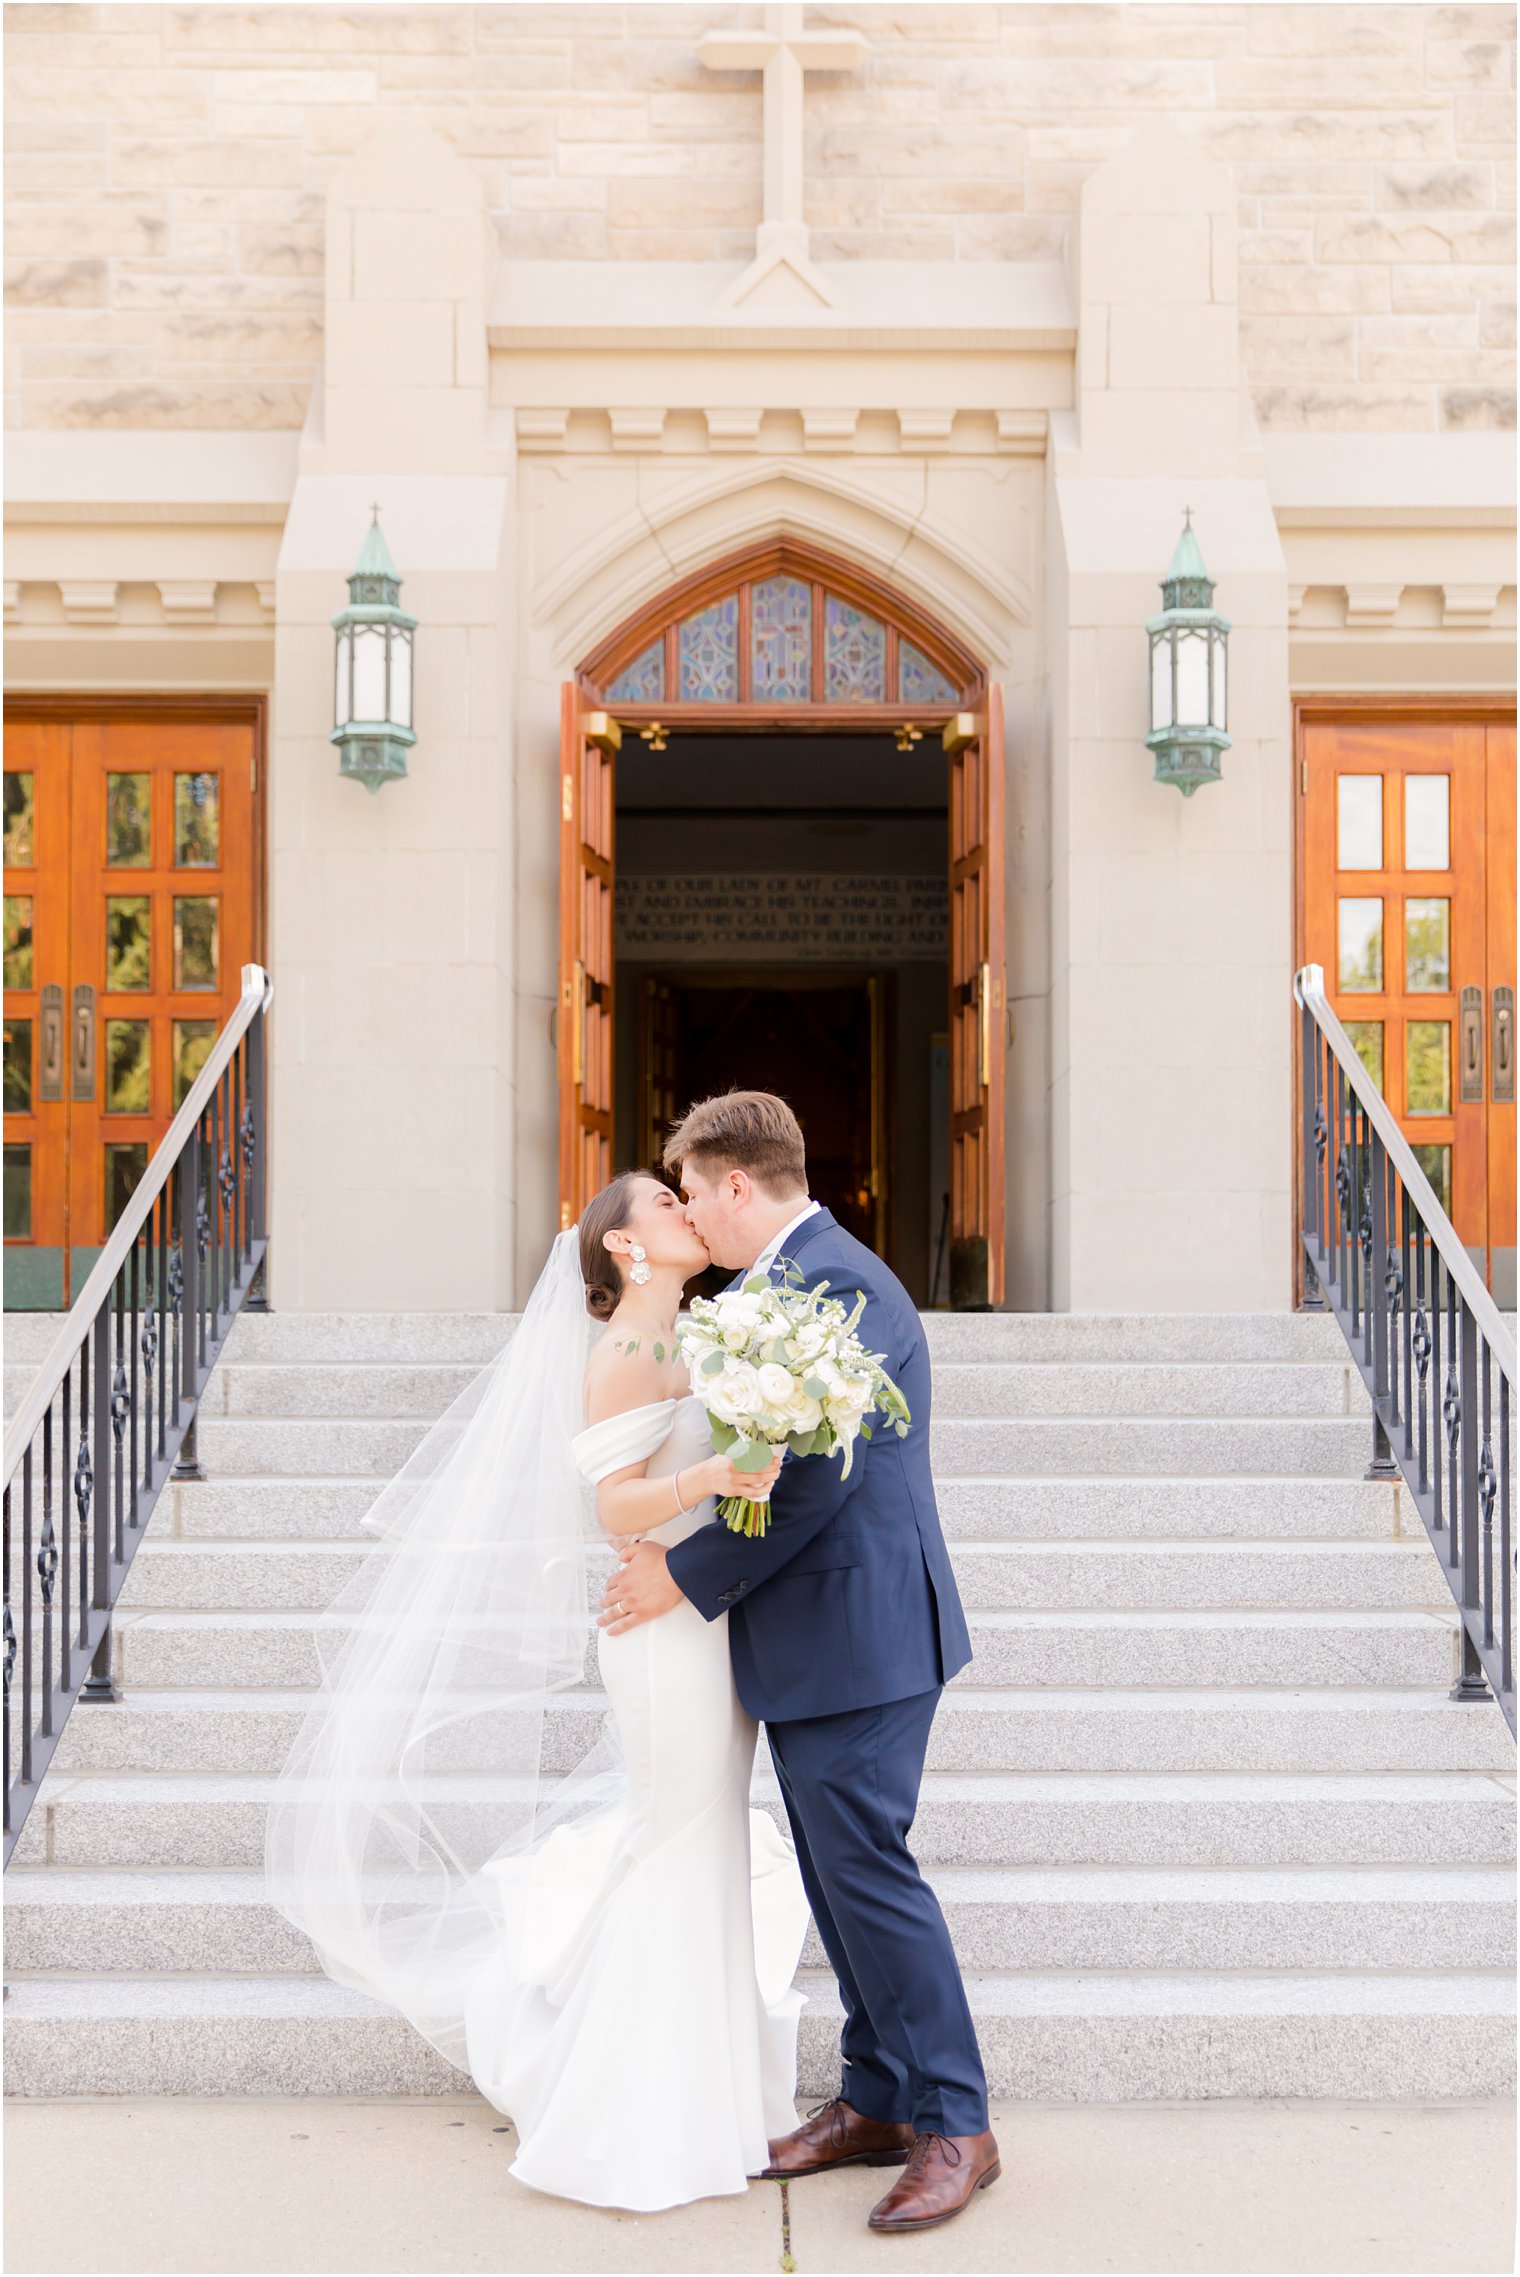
[629,1243,651,1287]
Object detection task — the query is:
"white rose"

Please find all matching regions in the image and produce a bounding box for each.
[710,1360,767,1422]
[755,1362,796,1411]
[782,1385,824,1433]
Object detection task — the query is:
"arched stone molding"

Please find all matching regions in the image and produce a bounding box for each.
[532,457,1034,680]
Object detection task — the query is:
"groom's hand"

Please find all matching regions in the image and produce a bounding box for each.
[599,1540,683,1633]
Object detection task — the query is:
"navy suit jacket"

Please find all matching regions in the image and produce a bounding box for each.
[664,1206,972,1724]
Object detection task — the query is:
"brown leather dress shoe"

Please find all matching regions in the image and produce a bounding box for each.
[760,2099,915,2180]
[867,2129,1001,2231]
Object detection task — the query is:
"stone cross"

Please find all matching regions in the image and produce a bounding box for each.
[698,3,867,307]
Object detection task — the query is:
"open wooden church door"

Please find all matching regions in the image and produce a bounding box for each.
[946,688,1006,1307]
[558,686,619,1230]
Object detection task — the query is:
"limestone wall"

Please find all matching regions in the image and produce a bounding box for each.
[5,3,1513,434]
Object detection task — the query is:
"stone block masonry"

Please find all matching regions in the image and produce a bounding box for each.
[3,3,1513,433]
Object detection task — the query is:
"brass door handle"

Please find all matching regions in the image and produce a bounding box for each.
[1459,985,1484,1104]
[71,982,95,1103]
[1494,986,1515,1106]
[39,983,64,1103]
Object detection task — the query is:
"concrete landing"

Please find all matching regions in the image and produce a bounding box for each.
[4,2096,1514,2275]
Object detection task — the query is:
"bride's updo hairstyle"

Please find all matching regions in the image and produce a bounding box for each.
[579,1173,642,1322]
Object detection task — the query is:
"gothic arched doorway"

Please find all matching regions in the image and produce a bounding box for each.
[559,540,1006,1307]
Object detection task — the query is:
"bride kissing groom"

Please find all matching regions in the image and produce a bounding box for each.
[266,1088,997,2235]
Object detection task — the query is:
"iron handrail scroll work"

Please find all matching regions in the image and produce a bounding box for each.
[3,963,272,1861]
[1296,962,1515,1737]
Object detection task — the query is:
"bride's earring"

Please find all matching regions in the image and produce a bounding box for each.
[629,1243,651,1287]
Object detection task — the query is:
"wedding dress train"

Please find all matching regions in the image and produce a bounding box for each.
[462,1393,808,2210]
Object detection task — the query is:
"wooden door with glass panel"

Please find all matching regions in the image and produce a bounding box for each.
[1301,713,1516,1306]
[3,711,256,1309]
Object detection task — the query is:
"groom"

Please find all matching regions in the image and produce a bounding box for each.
[601,1090,998,2235]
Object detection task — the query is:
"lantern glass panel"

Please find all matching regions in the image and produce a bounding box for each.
[334,627,351,729]
[390,627,412,729]
[1210,631,1227,727]
[353,625,386,721]
[1175,628,1209,727]
[1150,635,1174,731]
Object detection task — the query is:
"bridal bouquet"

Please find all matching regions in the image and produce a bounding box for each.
[678,1267,911,1537]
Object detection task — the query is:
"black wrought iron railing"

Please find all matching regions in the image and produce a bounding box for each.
[3,963,272,1861]
[1296,962,1515,1737]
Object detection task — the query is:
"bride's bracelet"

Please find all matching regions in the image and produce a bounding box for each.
[672,1467,696,1517]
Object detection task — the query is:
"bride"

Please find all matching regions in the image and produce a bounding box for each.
[264,1171,810,2211]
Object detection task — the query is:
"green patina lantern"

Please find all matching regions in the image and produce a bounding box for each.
[331,506,417,793]
[1146,509,1231,797]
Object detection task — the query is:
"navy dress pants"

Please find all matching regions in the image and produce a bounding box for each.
[765,1686,989,2137]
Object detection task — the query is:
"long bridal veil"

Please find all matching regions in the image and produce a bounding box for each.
[263,1228,624,2070]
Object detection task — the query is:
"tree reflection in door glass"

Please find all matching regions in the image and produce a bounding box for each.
[1412,1143,1452,1217]
[1338,898,1383,991]
[106,773,152,867]
[1343,1021,1384,1092]
[4,895,33,988]
[3,1143,31,1239]
[1405,1022,1451,1117]
[173,1020,217,1107]
[4,1018,33,1113]
[104,1143,148,1233]
[106,896,152,990]
[104,1019,150,1114]
[3,773,34,865]
[1404,898,1450,992]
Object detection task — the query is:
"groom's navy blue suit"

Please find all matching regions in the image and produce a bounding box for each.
[665,1205,989,2137]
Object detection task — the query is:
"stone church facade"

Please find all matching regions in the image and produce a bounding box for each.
[4,2,1515,1315]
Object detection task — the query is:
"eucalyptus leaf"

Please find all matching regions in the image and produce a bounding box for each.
[732,1437,778,1473]
[803,1376,827,1399]
[700,1349,726,1378]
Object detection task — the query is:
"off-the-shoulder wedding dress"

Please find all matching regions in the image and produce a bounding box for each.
[462,1391,808,2210]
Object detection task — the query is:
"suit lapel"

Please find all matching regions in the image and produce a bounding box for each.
[769,1206,836,1286]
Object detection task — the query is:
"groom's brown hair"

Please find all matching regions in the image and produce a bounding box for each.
[663,1090,807,1198]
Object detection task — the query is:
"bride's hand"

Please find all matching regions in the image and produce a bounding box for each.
[701,1448,784,1502]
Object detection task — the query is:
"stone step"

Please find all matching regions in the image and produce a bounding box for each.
[47,1686,1516,1781]
[796,1971,1518,2102]
[2,1310,1351,1397]
[13,1769,1514,1876]
[5,1969,1512,2102]
[8,1863,1511,1979]
[105,1606,1461,1695]
[158,1472,1405,1544]
[135,1358,1370,1424]
[933,1363,1368,1420]
[113,1536,1457,1614]
[171,1413,1379,1480]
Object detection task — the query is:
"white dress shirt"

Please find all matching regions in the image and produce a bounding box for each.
[754,1197,822,1276]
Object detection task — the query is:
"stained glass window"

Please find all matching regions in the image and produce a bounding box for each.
[824,598,886,703]
[678,598,739,701]
[751,576,812,701]
[607,573,966,708]
[899,641,956,705]
[608,639,665,704]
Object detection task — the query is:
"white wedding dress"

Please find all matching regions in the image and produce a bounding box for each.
[461,1392,809,2211]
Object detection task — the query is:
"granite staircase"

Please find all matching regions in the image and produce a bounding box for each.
[4,1308,1515,2102]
